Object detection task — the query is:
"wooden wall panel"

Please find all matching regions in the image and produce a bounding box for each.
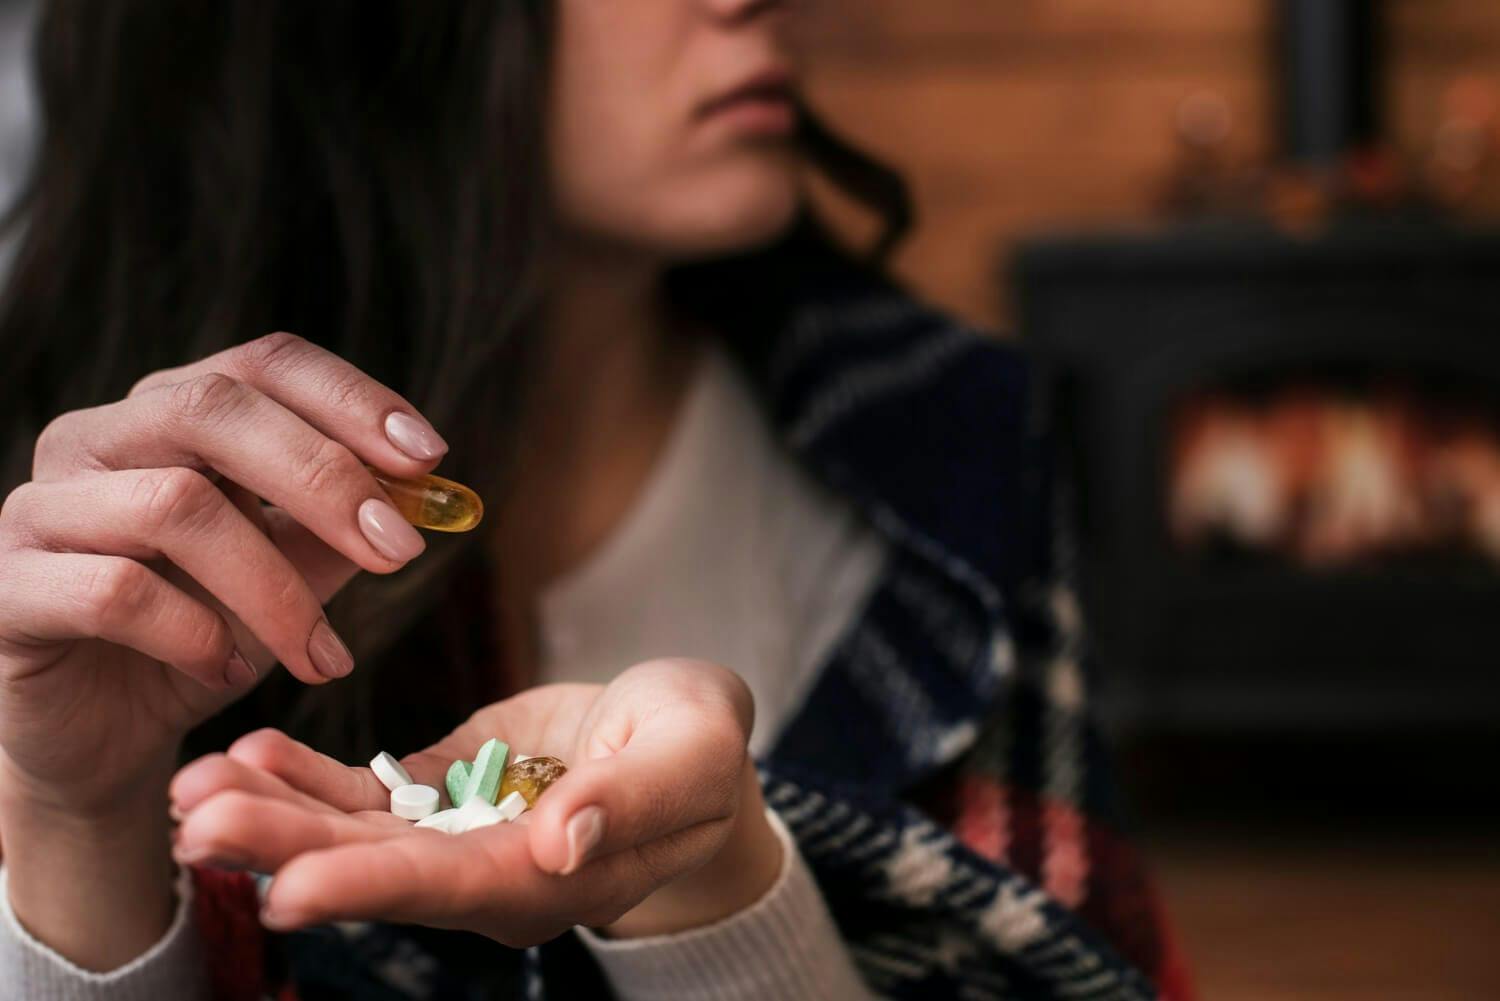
[798,2,1500,328]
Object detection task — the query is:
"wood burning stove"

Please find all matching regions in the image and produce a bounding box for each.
[1014,224,1500,733]
[1011,1,1500,737]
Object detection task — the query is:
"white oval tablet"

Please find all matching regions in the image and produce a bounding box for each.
[495,791,526,823]
[391,784,440,821]
[414,808,460,833]
[370,752,414,793]
[453,796,504,833]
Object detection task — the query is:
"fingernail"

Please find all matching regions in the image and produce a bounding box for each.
[384,411,448,461]
[307,619,354,679]
[561,806,606,875]
[223,649,258,689]
[260,905,300,931]
[169,802,185,823]
[172,844,230,868]
[358,497,426,562]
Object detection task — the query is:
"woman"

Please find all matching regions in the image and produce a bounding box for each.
[0,1,1191,999]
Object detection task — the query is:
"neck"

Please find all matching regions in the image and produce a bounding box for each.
[536,244,677,450]
[494,237,700,615]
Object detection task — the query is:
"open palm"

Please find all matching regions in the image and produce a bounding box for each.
[170,659,754,946]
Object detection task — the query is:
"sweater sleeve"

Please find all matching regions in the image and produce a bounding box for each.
[575,807,874,1001]
[0,863,211,1001]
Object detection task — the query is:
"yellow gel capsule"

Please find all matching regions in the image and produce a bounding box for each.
[365,465,484,533]
[498,756,568,808]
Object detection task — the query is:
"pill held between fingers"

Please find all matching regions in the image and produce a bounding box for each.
[370,752,414,793]
[390,784,440,821]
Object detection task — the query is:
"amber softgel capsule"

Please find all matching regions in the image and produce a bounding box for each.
[498,756,568,808]
[365,465,484,532]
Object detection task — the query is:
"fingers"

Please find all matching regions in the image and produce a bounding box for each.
[527,695,747,876]
[262,827,511,929]
[260,821,607,938]
[260,817,679,939]
[173,790,405,873]
[170,752,344,819]
[32,371,424,575]
[0,550,236,689]
[2,470,338,684]
[129,332,448,470]
[226,728,450,813]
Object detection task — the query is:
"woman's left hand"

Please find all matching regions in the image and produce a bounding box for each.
[169,659,784,945]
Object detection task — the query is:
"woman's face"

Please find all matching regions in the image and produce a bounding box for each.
[550,0,801,260]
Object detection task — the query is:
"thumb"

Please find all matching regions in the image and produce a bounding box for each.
[526,702,747,876]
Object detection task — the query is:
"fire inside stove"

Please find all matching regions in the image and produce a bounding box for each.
[1168,380,1500,568]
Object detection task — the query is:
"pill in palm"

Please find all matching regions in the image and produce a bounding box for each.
[495,790,526,823]
[445,759,471,808]
[458,738,509,807]
[391,783,440,821]
[414,808,461,833]
[398,746,567,833]
[453,795,504,833]
[498,755,568,808]
[370,751,414,793]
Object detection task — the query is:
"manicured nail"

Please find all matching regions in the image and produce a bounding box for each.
[223,649,257,689]
[260,905,300,931]
[358,497,426,562]
[561,806,606,875]
[307,619,354,679]
[384,411,448,461]
[173,844,242,869]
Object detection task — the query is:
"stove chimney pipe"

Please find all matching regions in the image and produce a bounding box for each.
[1278,0,1384,164]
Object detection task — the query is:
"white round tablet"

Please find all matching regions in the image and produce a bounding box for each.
[391,783,440,821]
[370,751,414,793]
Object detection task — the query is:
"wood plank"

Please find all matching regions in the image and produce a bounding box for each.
[799,3,1500,327]
[797,0,1266,52]
[1146,831,1500,1001]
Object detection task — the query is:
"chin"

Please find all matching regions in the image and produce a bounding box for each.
[648,157,802,259]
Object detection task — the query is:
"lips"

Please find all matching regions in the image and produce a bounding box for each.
[698,68,797,121]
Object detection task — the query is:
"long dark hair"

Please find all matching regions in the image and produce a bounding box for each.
[0,1,909,757]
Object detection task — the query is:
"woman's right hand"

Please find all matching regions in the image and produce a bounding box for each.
[0,334,448,955]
